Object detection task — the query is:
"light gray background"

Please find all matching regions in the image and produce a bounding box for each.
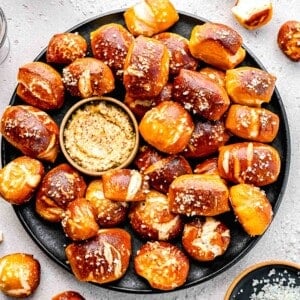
[0,1,299,299]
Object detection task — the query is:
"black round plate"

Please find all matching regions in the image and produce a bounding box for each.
[1,9,291,293]
[225,261,300,299]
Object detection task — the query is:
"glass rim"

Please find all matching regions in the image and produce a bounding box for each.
[0,8,8,48]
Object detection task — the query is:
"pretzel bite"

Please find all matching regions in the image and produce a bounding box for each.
[173,69,230,121]
[277,20,300,62]
[139,101,194,154]
[65,228,131,284]
[62,198,99,241]
[134,241,189,291]
[0,253,40,298]
[225,66,277,107]
[123,35,169,98]
[189,22,246,70]
[154,32,198,76]
[1,105,59,163]
[194,157,220,175]
[35,163,87,222]
[143,155,192,194]
[218,142,281,186]
[17,61,64,110]
[182,217,230,261]
[124,0,179,37]
[124,82,173,119]
[225,104,279,142]
[229,183,273,236]
[62,57,115,98]
[90,23,134,77]
[168,174,230,217]
[232,0,273,30]
[0,156,44,205]
[182,120,230,159]
[134,145,164,172]
[52,291,85,300]
[129,190,183,241]
[85,179,128,227]
[46,32,87,64]
[199,67,226,88]
[102,169,150,201]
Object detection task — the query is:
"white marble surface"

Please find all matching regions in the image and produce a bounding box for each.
[0,1,299,299]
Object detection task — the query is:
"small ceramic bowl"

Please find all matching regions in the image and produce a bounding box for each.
[59,96,139,176]
[224,260,300,300]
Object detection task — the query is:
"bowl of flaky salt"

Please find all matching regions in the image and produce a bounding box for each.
[224,260,300,300]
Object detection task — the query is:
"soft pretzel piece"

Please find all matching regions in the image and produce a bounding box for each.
[277,20,300,62]
[168,174,230,217]
[225,104,279,142]
[62,57,115,98]
[229,183,273,236]
[139,101,194,154]
[0,156,44,205]
[1,105,59,163]
[17,61,64,110]
[173,69,230,121]
[90,23,134,77]
[218,142,281,186]
[66,228,131,284]
[124,0,179,37]
[182,217,230,261]
[129,190,183,241]
[0,253,40,298]
[225,66,277,107]
[189,22,246,70]
[52,291,85,300]
[123,35,169,98]
[134,241,189,290]
[232,0,273,30]
[46,32,87,64]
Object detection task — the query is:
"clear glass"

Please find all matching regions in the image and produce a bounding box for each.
[0,7,10,64]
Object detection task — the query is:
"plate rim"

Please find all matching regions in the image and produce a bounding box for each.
[1,9,292,294]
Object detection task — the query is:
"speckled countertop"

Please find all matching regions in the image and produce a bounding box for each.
[0,1,299,299]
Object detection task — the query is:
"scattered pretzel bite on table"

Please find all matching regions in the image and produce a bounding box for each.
[0,156,44,205]
[61,198,99,241]
[90,23,134,77]
[62,57,115,98]
[46,32,88,64]
[218,142,281,186]
[172,69,230,121]
[65,228,131,284]
[168,174,230,217]
[231,0,273,30]
[129,190,183,241]
[85,179,129,227]
[225,66,277,107]
[134,241,189,291]
[0,253,40,298]
[189,22,246,70]
[124,0,179,37]
[139,101,194,154]
[16,61,65,110]
[123,35,169,98]
[182,217,231,262]
[35,163,87,222]
[229,183,273,236]
[52,290,86,300]
[0,105,59,163]
[277,20,300,62]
